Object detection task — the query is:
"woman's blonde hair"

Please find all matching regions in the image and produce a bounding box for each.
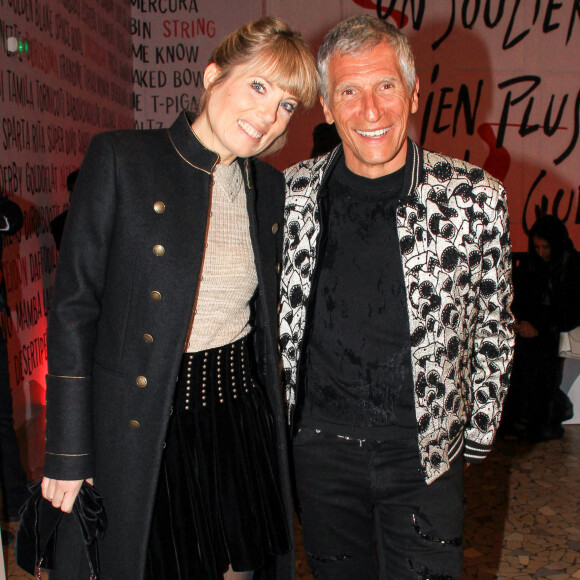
[199,17,319,114]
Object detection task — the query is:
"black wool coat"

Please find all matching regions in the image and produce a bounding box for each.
[44,111,292,580]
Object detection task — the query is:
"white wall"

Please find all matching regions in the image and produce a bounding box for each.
[133,1,580,252]
[1,0,133,475]
[562,358,580,424]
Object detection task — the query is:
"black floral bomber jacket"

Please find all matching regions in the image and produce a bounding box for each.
[279,140,514,484]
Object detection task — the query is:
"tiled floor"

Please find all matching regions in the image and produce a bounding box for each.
[459,423,580,580]
[3,425,580,579]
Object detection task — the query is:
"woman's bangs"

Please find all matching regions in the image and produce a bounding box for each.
[248,48,317,107]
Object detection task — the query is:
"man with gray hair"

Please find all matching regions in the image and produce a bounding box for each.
[280,14,514,579]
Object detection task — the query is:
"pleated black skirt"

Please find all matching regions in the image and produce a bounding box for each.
[145,335,290,579]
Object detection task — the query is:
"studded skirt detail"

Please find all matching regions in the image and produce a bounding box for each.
[145,335,291,579]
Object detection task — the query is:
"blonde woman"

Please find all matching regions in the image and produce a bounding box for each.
[41,17,318,580]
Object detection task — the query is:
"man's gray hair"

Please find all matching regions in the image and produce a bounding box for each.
[318,14,417,103]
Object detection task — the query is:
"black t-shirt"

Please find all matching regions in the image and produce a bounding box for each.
[301,158,416,440]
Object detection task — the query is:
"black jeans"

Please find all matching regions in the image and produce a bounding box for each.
[0,336,28,520]
[293,428,464,580]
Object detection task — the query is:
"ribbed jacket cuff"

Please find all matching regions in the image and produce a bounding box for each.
[464,439,491,464]
[447,433,465,464]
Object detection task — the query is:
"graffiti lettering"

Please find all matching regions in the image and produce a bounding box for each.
[6,70,34,110]
[150,93,197,114]
[402,0,580,50]
[497,76,580,164]
[0,163,23,196]
[133,69,167,88]
[155,44,199,64]
[522,169,580,234]
[13,332,47,380]
[133,44,149,64]
[134,118,163,129]
[2,117,45,153]
[375,0,421,27]
[2,256,28,292]
[173,68,202,88]
[162,18,216,38]
[131,18,152,39]
[420,64,484,145]
[15,291,44,331]
[132,0,198,14]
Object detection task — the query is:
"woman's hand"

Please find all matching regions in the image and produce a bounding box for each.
[514,320,539,338]
[41,477,93,513]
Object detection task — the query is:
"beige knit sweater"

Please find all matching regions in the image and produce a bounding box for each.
[185,162,257,353]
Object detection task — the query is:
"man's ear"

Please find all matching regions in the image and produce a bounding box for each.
[321,96,335,125]
[203,63,221,90]
[410,77,420,114]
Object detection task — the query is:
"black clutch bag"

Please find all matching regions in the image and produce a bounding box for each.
[15,480,107,579]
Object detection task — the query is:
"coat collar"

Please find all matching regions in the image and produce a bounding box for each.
[167,111,220,175]
[317,137,423,200]
[168,111,253,189]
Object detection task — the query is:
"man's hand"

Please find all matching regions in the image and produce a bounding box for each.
[41,477,93,513]
[514,320,539,338]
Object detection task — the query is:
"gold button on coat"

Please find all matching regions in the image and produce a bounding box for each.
[153,201,165,213]
[271,223,279,234]
[276,262,281,274]
[150,291,162,301]
[129,420,141,429]
[136,376,147,387]
[153,244,165,256]
[143,334,154,344]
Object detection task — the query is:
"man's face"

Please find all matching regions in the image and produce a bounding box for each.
[322,41,419,179]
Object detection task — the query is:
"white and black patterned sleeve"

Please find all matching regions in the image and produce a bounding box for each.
[464,180,514,462]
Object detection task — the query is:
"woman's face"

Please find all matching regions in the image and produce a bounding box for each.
[533,236,551,262]
[194,60,299,164]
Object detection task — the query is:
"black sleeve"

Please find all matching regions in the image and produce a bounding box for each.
[0,196,24,234]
